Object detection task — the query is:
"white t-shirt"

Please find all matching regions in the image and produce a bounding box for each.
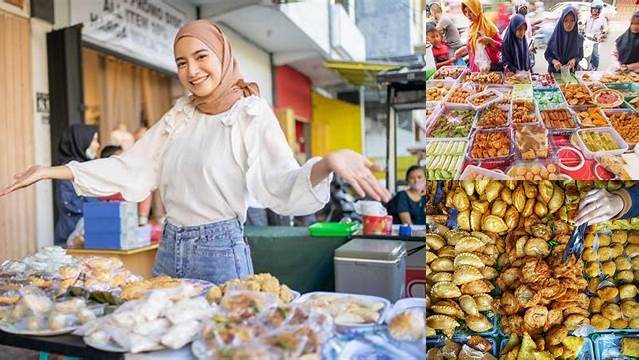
[66,95,331,226]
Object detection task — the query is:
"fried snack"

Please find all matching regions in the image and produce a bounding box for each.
[560,84,593,106]
[540,109,576,130]
[507,163,560,181]
[512,100,536,124]
[427,82,452,102]
[433,66,465,80]
[469,91,499,107]
[470,130,511,160]
[574,107,607,127]
[580,130,623,152]
[465,72,502,84]
[607,112,639,145]
[514,125,549,160]
[477,105,508,128]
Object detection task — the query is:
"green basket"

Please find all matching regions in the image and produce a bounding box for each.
[308,222,359,237]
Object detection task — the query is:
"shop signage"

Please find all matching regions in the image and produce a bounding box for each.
[71,0,191,73]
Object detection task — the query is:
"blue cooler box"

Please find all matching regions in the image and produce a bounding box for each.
[84,202,140,250]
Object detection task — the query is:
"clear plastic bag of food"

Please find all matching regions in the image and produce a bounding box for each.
[219,290,277,320]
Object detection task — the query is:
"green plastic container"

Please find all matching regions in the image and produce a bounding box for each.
[308,222,359,237]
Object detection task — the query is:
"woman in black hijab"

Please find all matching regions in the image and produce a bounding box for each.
[54,124,99,244]
[612,11,639,71]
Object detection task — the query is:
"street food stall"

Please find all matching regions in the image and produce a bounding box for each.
[427,180,639,359]
[425,68,639,181]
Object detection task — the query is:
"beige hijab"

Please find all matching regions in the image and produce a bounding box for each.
[174,20,259,115]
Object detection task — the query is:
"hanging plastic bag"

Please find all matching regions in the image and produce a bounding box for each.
[475,41,491,73]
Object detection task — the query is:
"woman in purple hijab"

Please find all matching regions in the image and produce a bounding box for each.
[544,6,584,73]
[502,14,531,72]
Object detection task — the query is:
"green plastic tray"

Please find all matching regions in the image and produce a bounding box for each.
[308,222,359,237]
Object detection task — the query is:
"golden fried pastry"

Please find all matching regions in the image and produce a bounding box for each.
[632,257,639,271]
[590,297,604,313]
[589,278,601,294]
[461,280,494,295]
[468,335,493,353]
[426,315,459,338]
[546,309,564,331]
[432,257,455,272]
[612,319,629,329]
[524,238,550,258]
[524,305,548,330]
[476,253,497,267]
[612,231,628,244]
[628,232,639,244]
[563,314,589,331]
[438,246,456,258]
[598,247,613,262]
[471,231,496,245]
[431,282,462,298]
[459,295,479,316]
[612,243,624,258]
[481,267,498,280]
[622,300,639,319]
[474,294,494,312]
[620,284,638,300]
[430,272,454,283]
[627,244,639,257]
[635,271,639,283]
[454,253,485,269]
[591,314,611,330]
[603,261,617,277]
[426,348,443,360]
[546,325,568,346]
[455,236,485,254]
[426,251,437,264]
[585,262,601,278]
[563,307,589,317]
[598,233,612,246]
[602,303,623,321]
[453,265,484,285]
[617,257,633,271]
[515,285,540,308]
[597,286,620,302]
[582,248,598,262]
[496,268,521,290]
[500,291,520,315]
[431,301,465,318]
[426,233,446,250]
[618,270,635,283]
[466,314,493,333]
[584,233,596,248]
[629,318,639,328]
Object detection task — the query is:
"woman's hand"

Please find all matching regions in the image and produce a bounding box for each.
[312,150,391,203]
[478,36,496,47]
[573,189,625,226]
[0,166,46,197]
[552,59,562,72]
[0,165,73,197]
[567,58,576,70]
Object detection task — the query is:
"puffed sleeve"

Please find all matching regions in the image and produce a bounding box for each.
[64,98,189,202]
[240,98,332,216]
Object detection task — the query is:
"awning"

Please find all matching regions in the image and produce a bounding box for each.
[322,60,399,87]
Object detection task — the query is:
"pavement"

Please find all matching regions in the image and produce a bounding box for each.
[532,20,628,73]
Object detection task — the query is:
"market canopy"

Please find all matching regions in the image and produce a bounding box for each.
[322,60,399,87]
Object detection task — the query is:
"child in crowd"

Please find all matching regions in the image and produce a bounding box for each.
[427,22,465,68]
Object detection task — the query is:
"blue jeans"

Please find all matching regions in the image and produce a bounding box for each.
[153,219,254,284]
[591,42,599,70]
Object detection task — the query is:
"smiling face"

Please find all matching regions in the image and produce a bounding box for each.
[174,36,222,97]
[563,12,576,32]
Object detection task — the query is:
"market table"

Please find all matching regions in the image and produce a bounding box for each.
[66,244,159,278]
[244,226,349,294]
[0,330,123,359]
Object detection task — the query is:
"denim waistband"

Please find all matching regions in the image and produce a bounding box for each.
[164,218,243,239]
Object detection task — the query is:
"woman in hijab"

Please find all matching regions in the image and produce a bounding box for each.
[2,20,389,284]
[454,0,502,72]
[502,14,532,73]
[610,11,639,71]
[544,6,584,73]
[54,124,100,244]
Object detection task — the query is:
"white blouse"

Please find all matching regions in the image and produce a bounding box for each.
[66,95,332,226]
